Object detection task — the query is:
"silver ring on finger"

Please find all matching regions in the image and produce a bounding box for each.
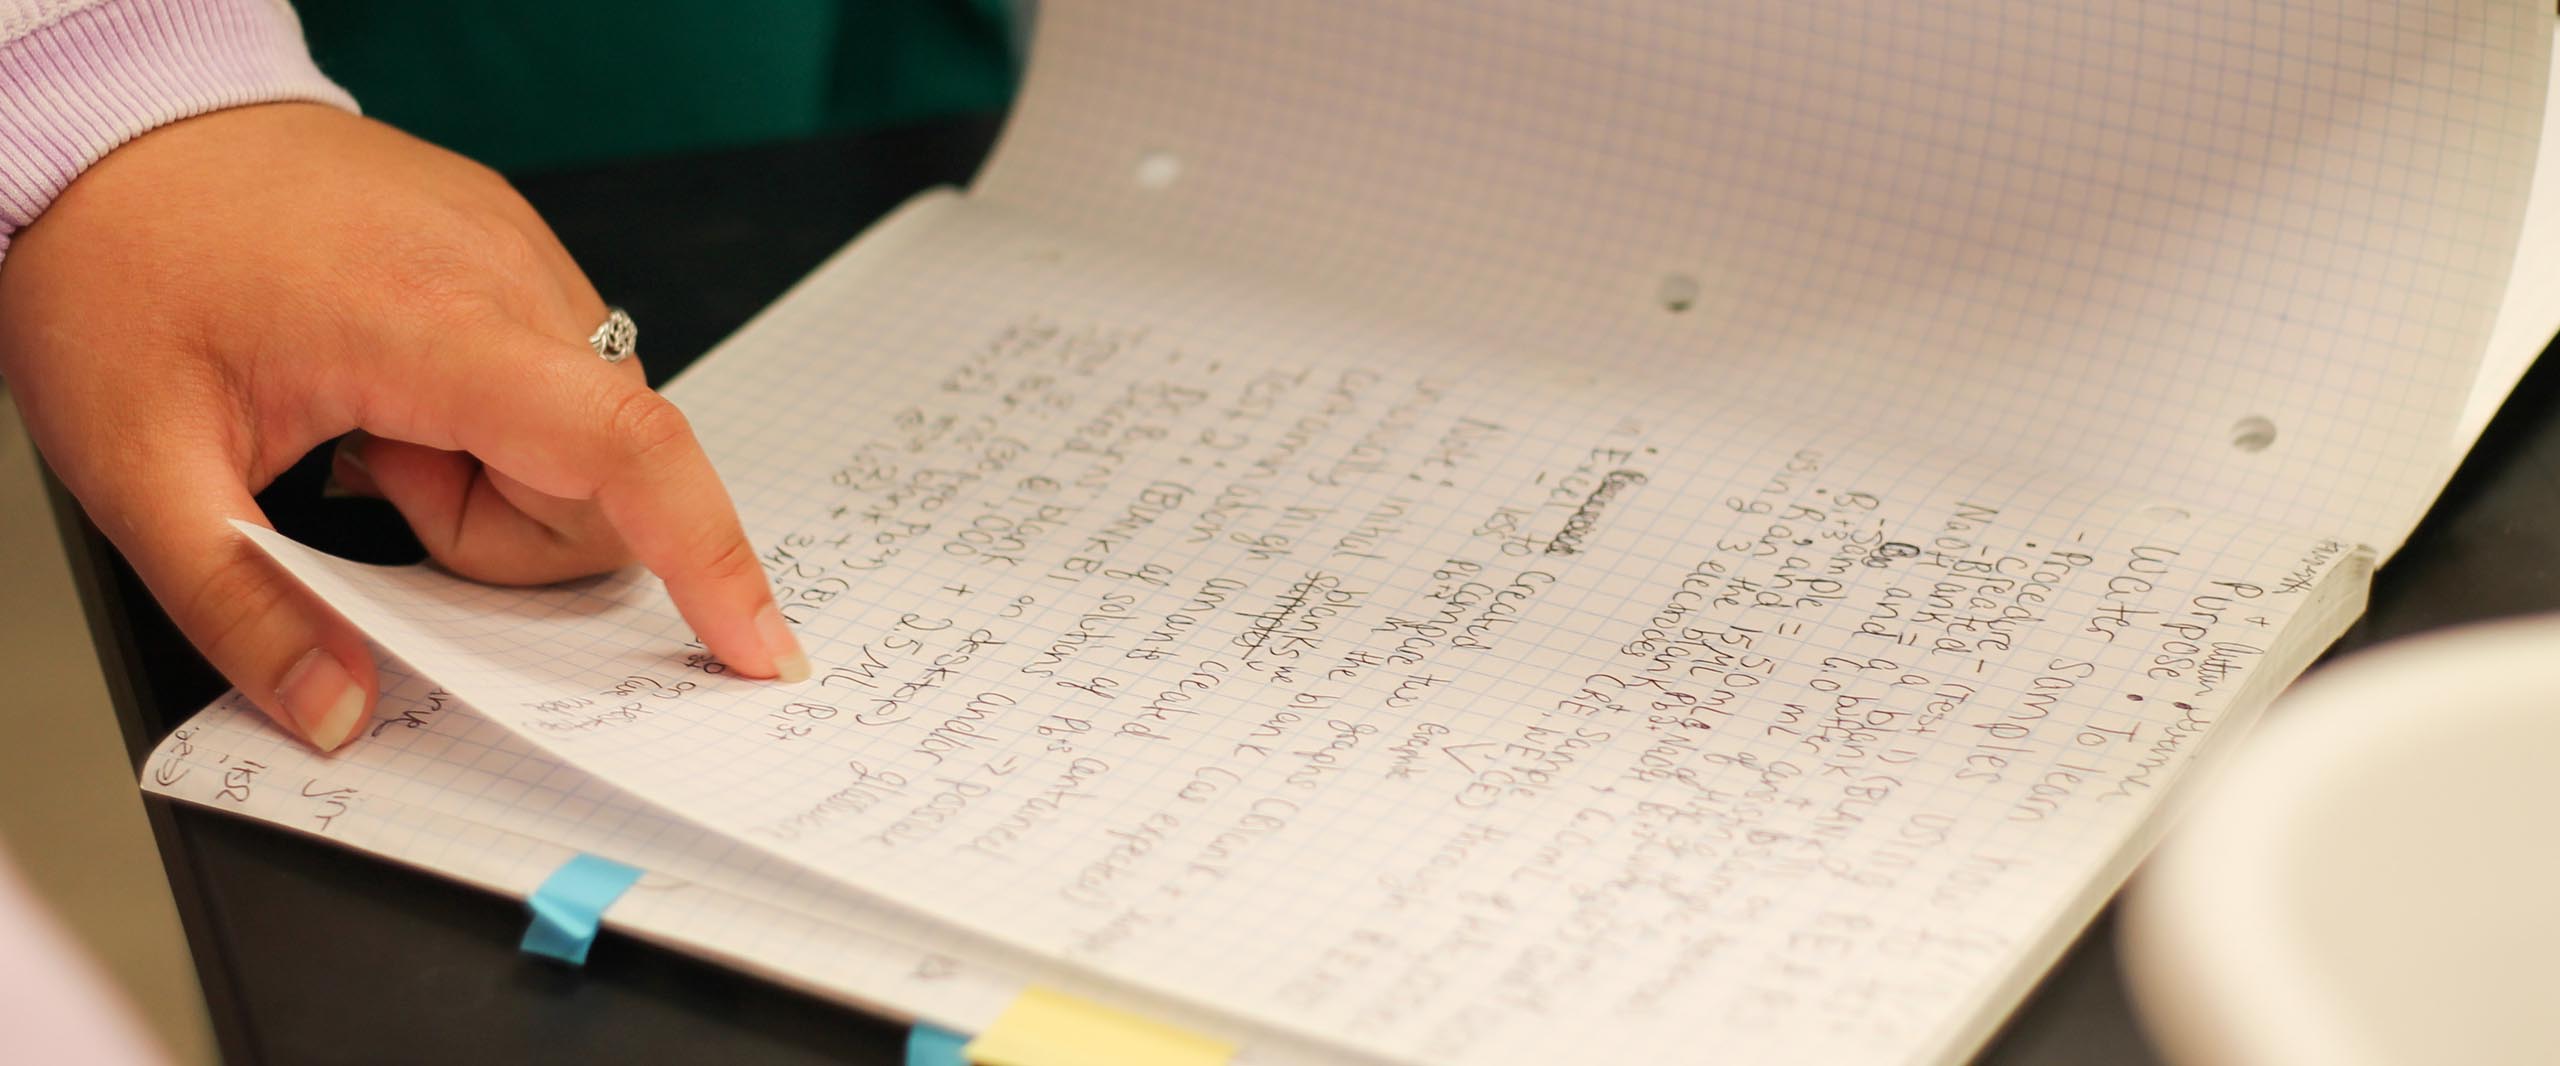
[589,307,637,365]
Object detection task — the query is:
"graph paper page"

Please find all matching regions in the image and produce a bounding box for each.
[136,663,1347,1064]
[2462,18,2560,450]
[136,668,1031,1033]
[976,1,2547,555]
[240,194,2370,1063]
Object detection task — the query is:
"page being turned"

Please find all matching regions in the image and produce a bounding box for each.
[240,198,2368,1064]
[979,0,2547,553]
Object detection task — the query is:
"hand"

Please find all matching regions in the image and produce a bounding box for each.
[0,103,807,753]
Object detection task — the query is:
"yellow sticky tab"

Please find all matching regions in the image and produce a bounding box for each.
[962,986,1235,1066]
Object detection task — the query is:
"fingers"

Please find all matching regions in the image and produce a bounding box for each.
[346,432,634,585]
[113,456,381,753]
[335,289,639,585]
[357,325,807,682]
[376,200,638,580]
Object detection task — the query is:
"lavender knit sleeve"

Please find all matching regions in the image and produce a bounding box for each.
[0,0,354,257]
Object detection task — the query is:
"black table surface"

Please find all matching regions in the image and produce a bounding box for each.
[52,113,2560,1065]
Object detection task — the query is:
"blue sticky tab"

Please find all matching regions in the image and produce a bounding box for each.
[519,853,642,965]
[906,1024,971,1066]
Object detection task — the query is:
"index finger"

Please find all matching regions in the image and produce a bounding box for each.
[362,328,808,681]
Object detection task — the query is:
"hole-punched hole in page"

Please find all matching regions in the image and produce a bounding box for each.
[2229,415,2277,453]
[1134,151,1182,190]
[2140,503,2192,523]
[1657,273,1701,313]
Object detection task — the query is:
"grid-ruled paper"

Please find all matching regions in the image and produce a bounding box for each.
[234,193,2375,1062]
[137,661,1349,1065]
[2461,20,2560,451]
[139,667,1024,1029]
[978,1,2547,555]
[158,3,2553,1062]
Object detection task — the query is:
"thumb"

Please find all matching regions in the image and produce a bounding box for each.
[106,460,380,753]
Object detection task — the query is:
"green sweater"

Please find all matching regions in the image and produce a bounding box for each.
[294,0,1018,174]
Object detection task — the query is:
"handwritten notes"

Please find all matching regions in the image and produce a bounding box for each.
[228,199,2358,1063]
[130,2,2558,1058]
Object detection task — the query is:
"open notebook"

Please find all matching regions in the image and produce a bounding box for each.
[139,4,2559,1063]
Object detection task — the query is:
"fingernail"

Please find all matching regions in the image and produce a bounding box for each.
[754,604,810,683]
[278,648,368,752]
